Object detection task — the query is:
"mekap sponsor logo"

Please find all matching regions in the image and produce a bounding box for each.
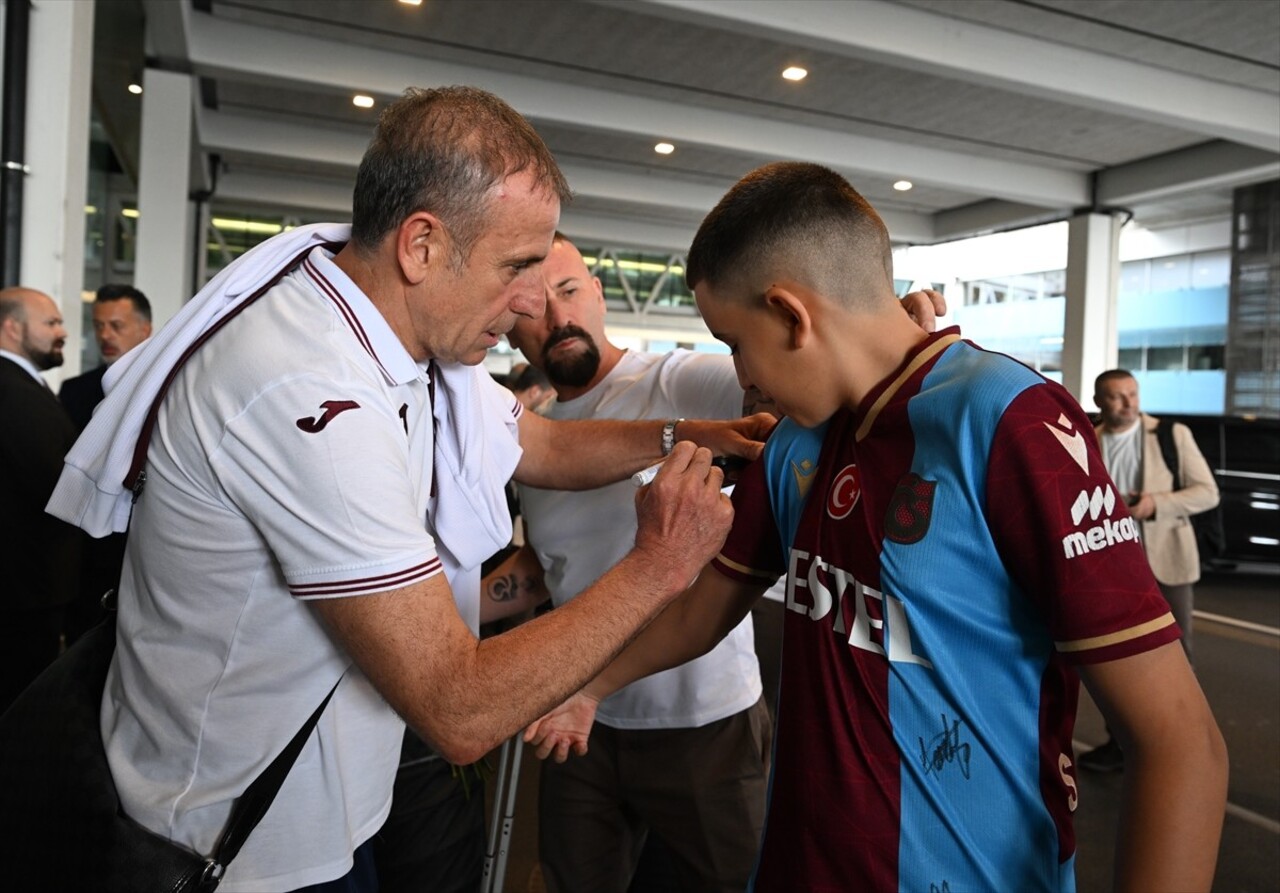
[1061,485,1140,559]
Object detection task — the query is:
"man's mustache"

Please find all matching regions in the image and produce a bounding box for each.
[542,325,593,359]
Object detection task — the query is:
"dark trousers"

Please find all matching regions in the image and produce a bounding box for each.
[373,733,486,893]
[1159,581,1195,664]
[0,606,63,714]
[539,696,771,893]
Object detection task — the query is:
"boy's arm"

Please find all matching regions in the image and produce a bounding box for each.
[1077,642,1227,893]
[524,564,767,760]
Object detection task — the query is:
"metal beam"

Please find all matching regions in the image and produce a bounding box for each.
[933,200,1067,243]
[625,0,1280,153]
[1098,141,1280,207]
[182,11,1087,208]
[201,109,938,245]
[216,170,352,216]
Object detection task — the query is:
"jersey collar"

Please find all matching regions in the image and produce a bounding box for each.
[854,326,962,442]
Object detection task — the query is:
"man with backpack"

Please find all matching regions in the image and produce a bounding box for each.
[1080,369,1220,773]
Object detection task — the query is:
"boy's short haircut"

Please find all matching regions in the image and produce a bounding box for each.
[685,162,894,309]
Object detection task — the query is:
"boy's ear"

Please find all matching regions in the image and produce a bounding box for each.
[396,212,447,285]
[763,285,813,350]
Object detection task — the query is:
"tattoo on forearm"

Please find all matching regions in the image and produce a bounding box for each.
[488,573,519,603]
[487,572,549,604]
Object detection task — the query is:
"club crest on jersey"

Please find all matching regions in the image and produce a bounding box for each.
[827,464,861,519]
[884,473,937,544]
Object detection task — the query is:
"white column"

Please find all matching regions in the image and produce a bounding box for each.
[1061,212,1122,405]
[21,0,95,381]
[134,67,193,328]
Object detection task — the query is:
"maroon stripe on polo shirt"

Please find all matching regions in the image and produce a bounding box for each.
[289,558,443,597]
[510,400,523,420]
[301,257,394,384]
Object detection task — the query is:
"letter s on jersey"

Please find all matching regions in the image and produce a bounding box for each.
[1058,752,1078,812]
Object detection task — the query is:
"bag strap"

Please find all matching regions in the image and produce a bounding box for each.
[208,675,343,869]
[1154,420,1182,491]
[109,241,352,885]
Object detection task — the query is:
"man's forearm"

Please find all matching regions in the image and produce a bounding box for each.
[435,548,696,762]
[518,416,667,490]
[514,412,770,491]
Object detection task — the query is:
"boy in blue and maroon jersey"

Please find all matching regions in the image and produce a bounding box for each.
[525,162,1227,893]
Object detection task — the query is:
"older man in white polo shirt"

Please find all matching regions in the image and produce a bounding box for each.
[47,87,765,893]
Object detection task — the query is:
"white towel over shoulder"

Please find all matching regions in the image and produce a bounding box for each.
[47,222,519,573]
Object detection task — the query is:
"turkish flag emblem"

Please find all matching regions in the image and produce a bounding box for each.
[884,473,937,545]
[827,465,862,520]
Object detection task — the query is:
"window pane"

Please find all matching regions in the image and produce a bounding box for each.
[1147,346,1185,370]
[1118,347,1144,371]
[1150,255,1191,293]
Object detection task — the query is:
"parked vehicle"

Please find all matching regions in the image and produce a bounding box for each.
[1159,414,1280,567]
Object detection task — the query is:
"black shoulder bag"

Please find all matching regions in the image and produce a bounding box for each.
[1154,420,1227,559]
[0,607,339,892]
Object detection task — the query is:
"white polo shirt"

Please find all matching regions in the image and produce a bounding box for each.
[519,349,763,729]
[104,249,450,891]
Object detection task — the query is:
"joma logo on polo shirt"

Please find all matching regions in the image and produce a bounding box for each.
[296,400,361,433]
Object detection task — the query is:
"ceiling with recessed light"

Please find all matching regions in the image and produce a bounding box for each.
[105,0,1279,252]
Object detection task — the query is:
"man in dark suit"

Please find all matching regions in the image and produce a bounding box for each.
[56,285,152,643]
[59,284,152,431]
[0,287,81,711]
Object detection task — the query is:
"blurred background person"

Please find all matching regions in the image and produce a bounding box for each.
[57,284,152,643]
[0,287,81,711]
[1079,369,1220,773]
[59,284,152,432]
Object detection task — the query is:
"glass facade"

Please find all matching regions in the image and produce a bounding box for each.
[948,250,1232,413]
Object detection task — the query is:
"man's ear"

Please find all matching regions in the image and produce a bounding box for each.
[763,285,813,349]
[396,212,447,286]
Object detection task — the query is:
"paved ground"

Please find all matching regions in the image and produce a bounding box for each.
[484,569,1280,892]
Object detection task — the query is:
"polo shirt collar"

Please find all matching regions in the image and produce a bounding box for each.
[298,246,423,387]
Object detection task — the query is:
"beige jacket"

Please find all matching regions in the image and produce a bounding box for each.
[1095,413,1220,586]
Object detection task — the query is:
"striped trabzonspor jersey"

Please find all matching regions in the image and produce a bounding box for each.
[714,329,1178,893]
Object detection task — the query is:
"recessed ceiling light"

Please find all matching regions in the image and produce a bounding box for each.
[353,94,375,109]
[893,180,913,191]
[399,0,423,5]
[654,142,675,155]
[127,83,143,95]
[782,66,808,82]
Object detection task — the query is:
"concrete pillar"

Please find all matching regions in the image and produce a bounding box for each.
[1061,212,1122,405]
[134,67,193,328]
[20,0,95,382]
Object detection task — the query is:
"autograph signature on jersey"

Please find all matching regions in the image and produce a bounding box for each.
[918,713,972,780]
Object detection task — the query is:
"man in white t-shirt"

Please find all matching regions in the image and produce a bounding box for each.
[77,88,768,893]
[507,235,771,892]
